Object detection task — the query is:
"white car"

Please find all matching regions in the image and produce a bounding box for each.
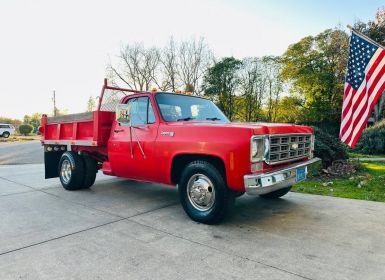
[0,124,15,138]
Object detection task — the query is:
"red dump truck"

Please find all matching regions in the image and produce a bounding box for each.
[39,79,320,224]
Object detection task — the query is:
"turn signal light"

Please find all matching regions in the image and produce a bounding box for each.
[251,162,263,173]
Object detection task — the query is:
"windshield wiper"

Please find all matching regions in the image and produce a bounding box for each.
[206,117,221,121]
[177,117,195,121]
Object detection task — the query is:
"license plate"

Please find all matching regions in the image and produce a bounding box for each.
[296,167,307,182]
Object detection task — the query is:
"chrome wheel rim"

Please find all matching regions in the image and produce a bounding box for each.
[187,173,215,211]
[60,159,72,184]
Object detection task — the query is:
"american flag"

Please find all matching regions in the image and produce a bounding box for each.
[339,31,385,148]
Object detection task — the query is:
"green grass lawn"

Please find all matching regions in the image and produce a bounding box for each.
[348,152,385,158]
[293,161,385,202]
[0,134,41,143]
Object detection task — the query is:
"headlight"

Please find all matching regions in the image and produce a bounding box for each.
[251,139,259,157]
[250,136,267,162]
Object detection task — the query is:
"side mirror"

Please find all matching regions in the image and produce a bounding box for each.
[116,104,131,125]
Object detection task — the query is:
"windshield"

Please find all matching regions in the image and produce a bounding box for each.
[155,93,229,123]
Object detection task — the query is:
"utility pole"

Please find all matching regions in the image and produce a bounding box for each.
[52,90,57,117]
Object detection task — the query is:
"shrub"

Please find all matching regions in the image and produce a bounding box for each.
[313,127,348,168]
[19,124,33,135]
[354,120,385,155]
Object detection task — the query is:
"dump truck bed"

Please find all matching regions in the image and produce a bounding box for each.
[40,79,147,148]
[41,111,115,147]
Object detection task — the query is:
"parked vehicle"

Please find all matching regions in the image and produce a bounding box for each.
[39,79,320,224]
[0,124,15,138]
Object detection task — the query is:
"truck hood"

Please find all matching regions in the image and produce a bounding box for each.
[166,121,313,135]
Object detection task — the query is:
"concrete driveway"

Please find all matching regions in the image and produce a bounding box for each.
[0,164,384,280]
[0,141,42,165]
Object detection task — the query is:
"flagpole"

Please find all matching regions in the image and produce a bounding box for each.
[347,24,385,50]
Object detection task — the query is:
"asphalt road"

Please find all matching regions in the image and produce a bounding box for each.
[0,141,42,165]
[0,163,384,279]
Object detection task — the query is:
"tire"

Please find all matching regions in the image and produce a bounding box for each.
[179,160,234,224]
[259,186,292,199]
[2,132,10,138]
[58,152,85,190]
[82,155,97,188]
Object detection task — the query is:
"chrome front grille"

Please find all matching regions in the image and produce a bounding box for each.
[267,134,312,164]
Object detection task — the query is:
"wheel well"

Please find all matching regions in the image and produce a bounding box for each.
[171,154,226,184]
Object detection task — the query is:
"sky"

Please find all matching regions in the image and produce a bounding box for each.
[0,0,383,119]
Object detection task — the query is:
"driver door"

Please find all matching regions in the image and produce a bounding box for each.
[108,96,159,181]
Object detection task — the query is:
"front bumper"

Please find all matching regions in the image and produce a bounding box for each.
[244,158,321,195]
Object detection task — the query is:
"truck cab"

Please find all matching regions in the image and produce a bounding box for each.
[40,80,320,224]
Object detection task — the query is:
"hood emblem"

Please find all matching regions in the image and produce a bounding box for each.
[290,143,299,150]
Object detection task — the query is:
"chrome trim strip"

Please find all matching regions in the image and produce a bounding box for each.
[42,140,97,146]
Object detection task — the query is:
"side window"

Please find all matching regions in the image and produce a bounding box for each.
[127,97,156,126]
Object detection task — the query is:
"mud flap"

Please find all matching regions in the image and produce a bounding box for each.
[44,151,64,179]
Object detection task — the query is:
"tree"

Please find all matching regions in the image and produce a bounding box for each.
[0,117,22,127]
[280,28,349,124]
[108,38,212,94]
[238,57,265,122]
[19,124,33,136]
[108,44,160,91]
[160,37,180,92]
[275,96,303,123]
[263,56,283,122]
[86,96,96,112]
[23,115,31,125]
[179,38,212,94]
[23,113,42,132]
[203,57,242,120]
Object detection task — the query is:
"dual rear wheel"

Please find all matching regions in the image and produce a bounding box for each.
[59,152,97,190]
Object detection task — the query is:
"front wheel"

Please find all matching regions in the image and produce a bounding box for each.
[179,161,234,224]
[259,186,292,199]
[2,132,10,138]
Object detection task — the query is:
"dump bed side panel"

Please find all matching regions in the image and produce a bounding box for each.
[42,111,114,147]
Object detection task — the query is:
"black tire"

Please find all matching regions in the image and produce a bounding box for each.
[179,160,234,224]
[58,152,85,190]
[2,132,10,138]
[82,155,97,188]
[259,186,292,199]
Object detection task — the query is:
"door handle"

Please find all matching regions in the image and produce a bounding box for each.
[114,129,124,133]
[133,125,149,129]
